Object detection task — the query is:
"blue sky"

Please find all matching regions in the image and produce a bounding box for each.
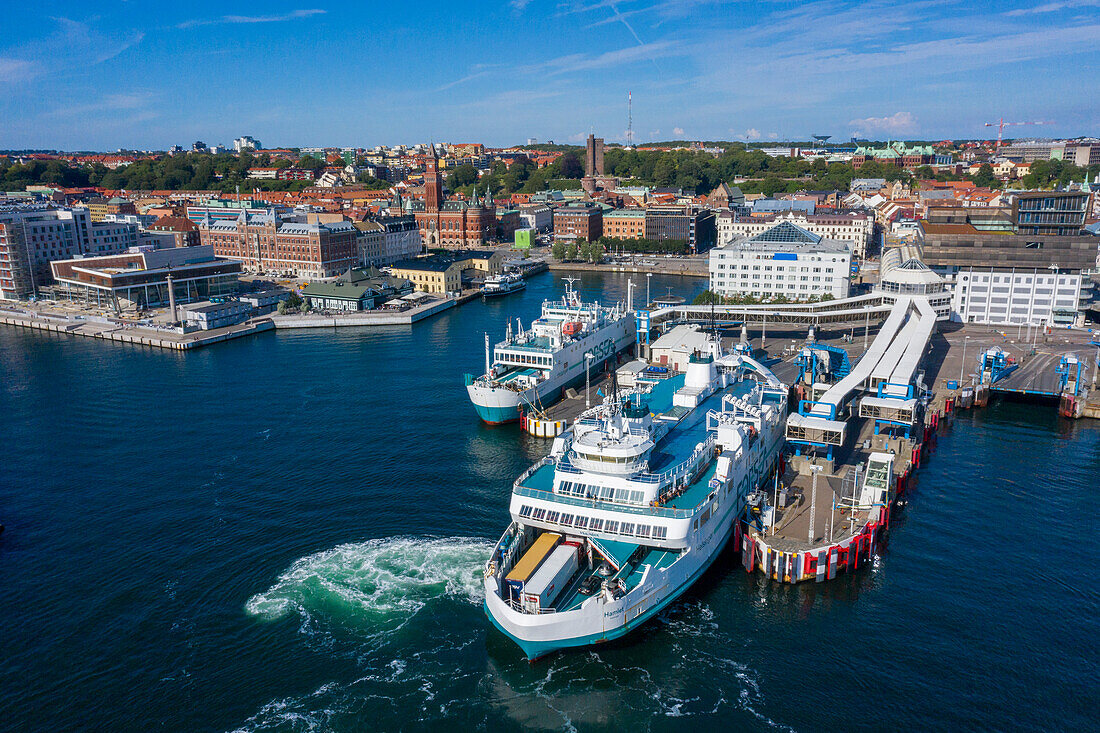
[1,1,1098,150]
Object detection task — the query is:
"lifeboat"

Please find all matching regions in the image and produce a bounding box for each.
[561,321,583,336]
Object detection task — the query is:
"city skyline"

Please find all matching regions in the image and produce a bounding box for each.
[1,0,1099,150]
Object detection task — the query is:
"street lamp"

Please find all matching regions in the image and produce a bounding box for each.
[863,306,870,350]
[646,273,652,306]
[960,335,970,384]
[808,464,822,544]
[1047,264,1060,330]
[584,352,595,408]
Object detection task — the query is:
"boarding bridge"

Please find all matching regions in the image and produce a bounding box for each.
[1056,354,1083,395]
[785,296,937,458]
[976,347,1017,385]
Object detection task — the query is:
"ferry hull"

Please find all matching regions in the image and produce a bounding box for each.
[485,520,735,660]
[467,385,524,424]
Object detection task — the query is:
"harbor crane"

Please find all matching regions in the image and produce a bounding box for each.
[984,118,1052,155]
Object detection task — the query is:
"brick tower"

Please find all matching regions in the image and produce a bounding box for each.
[424,145,443,214]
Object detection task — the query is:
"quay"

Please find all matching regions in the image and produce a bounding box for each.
[0,307,274,351]
[270,294,460,329]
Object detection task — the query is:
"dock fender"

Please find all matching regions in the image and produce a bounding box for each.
[815,550,827,582]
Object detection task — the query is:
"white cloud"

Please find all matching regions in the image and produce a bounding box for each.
[568,132,587,143]
[743,128,761,140]
[673,126,684,135]
[178,9,326,29]
[848,111,917,136]
[0,57,35,83]
[1006,0,1100,16]
[767,132,779,140]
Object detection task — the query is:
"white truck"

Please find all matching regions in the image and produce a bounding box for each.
[521,541,580,613]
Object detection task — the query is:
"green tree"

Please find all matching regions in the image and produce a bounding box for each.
[565,242,578,261]
[297,156,326,172]
[551,241,566,260]
[972,163,996,188]
[447,163,478,188]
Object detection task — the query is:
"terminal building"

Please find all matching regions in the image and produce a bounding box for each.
[708,221,852,301]
[918,191,1096,325]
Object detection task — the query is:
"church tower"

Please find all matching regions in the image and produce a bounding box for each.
[424,144,443,214]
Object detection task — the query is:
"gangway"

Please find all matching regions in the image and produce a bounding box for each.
[785,296,937,458]
[785,296,913,459]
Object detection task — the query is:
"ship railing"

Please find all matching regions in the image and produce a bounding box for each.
[512,484,695,519]
[572,420,651,439]
[513,457,555,490]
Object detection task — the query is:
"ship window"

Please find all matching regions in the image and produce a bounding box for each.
[620,522,635,536]
[518,505,533,518]
[546,510,560,524]
[574,516,589,529]
[588,518,603,532]
[560,513,574,527]
[604,520,620,534]
[636,525,651,538]
[653,526,667,540]
[532,508,546,520]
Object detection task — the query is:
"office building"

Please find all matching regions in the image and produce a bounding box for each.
[919,191,1096,325]
[553,203,603,241]
[198,210,358,278]
[709,221,851,300]
[644,205,716,253]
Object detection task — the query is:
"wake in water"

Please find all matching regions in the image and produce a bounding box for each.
[245,536,491,630]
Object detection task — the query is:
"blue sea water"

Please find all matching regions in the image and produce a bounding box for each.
[0,270,1097,731]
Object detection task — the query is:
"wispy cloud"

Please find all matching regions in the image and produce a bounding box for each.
[531,40,682,75]
[436,70,491,91]
[178,9,326,29]
[848,111,917,136]
[1006,0,1100,15]
[0,57,35,84]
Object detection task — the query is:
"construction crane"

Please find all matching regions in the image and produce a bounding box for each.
[984,118,1052,156]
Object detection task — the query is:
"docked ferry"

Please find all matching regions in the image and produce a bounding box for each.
[483,336,788,658]
[465,279,634,424]
[481,270,527,298]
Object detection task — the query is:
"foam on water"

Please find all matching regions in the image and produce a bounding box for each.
[245,536,492,626]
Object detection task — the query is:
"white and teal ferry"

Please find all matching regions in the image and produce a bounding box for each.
[465,279,634,424]
[483,335,788,659]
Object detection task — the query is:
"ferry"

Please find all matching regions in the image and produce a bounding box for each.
[483,334,788,658]
[481,270,527,298]
[465,279,634,424]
